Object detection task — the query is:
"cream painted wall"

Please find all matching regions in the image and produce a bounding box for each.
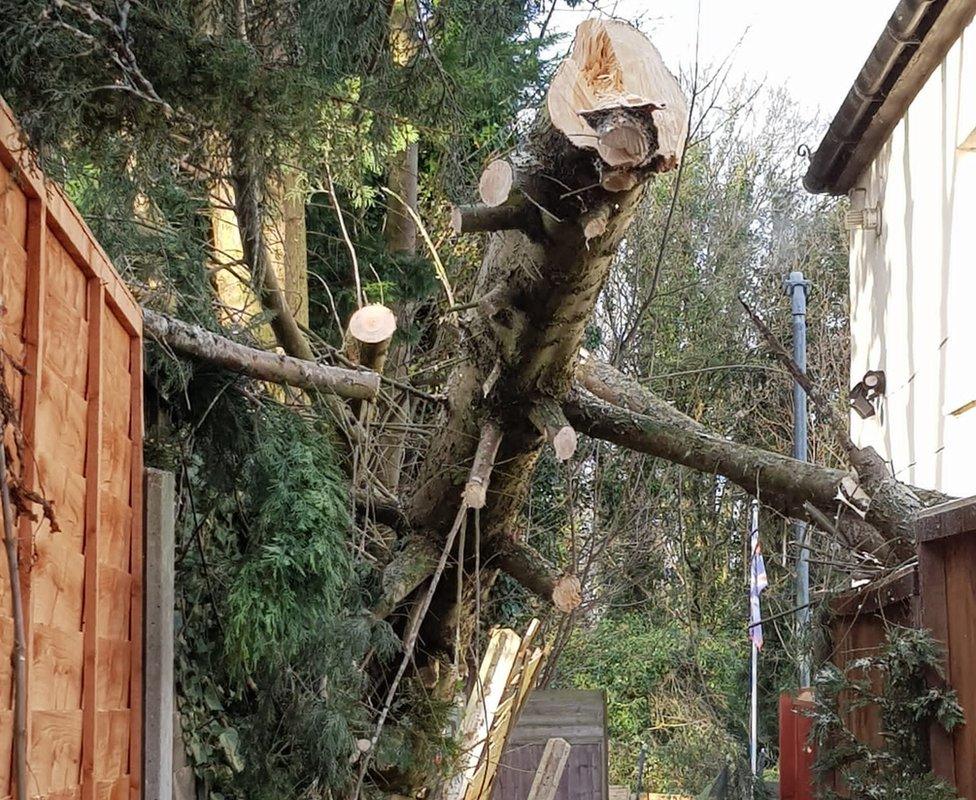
[849,20,976,497]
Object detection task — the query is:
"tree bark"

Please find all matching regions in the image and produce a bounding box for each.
[407,20,687,538]
[143,309,380,400]
[567,357,924,560]
[229,130,314,361]
[403,21,688,631]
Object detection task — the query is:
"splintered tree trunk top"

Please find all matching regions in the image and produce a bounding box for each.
[547,19,688,173]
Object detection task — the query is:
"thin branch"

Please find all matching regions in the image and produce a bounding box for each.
[1,412,27,800]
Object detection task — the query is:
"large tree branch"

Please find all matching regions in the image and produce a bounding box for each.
[564,383,848,521]
[568,358,933,560]
[143,309,380,400]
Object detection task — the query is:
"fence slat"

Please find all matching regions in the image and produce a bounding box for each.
[918,540,955,783]
[80,280,104,800]
[17,196,46,785]
[128,335,144,800]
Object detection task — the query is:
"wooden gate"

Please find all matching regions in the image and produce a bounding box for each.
[0,97,144,800]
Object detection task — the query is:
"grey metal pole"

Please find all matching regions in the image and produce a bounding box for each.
[785,271,811,687]
[749,499,760,776]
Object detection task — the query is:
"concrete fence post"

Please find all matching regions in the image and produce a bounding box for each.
[143,469,175,800]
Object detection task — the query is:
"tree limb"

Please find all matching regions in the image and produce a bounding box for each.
[143,309,380,400]
[567,357,918,559]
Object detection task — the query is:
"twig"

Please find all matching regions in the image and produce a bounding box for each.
[738,296,855,453]
[380,186,456,308]
[1,412,27,800]
[353,503,469,798]
[324,163,363,308]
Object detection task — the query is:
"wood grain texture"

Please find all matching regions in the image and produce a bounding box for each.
[943,534,976,796]
[81,280,104,800]
[125,331,143,800]
[917,540,955,783]
[17,196,48,788]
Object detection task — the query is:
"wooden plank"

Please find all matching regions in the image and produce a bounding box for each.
[43,195,140,334]
[943,534,976,796]
[30,624,84,711]
[917,540,956,784]
[17,197,46,781]
[81,280,104,800]
[0,97,45,199]
[455,628,522,790]
[0,97,140,334]
[28,535,85,631]
[94,710,130,780]
[828,565,917,617]
[95,638,132,712]
[526,738,570,800]
[914,496,976,542]
[0,155,28,248]
[28,710,83,795]
[0,710,12,795]
[507,690,606,746]
[126,333,144,800]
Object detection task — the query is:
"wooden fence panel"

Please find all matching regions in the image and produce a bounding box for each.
[819,499,976,798]
[824,568,916,796]
[0,96,143,800]
[917,498,976,798]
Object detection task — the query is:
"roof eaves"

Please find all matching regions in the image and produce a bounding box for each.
[803,0,976,195]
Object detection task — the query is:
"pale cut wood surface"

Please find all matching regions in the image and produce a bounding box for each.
[547,19,687,164]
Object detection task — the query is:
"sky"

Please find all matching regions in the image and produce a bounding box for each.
[547,0,897,124]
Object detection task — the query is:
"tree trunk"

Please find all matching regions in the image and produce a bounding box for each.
[229,130,314,361]
[404,20,688,619]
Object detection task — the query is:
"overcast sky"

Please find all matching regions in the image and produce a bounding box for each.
[547,0,896,124]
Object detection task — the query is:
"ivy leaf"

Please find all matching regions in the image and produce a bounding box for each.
[203,683,224,711]
[218,728,245,773]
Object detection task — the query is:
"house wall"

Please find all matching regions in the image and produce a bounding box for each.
[850,18,976,497]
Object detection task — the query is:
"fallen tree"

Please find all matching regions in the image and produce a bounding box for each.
[135,20,946,618]
[396,20,688,641]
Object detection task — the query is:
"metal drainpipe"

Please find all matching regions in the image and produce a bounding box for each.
[785,271,812,687]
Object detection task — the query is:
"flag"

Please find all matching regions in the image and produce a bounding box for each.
[749,502,768,650]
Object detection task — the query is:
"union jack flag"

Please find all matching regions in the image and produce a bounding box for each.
[749,505,768,650]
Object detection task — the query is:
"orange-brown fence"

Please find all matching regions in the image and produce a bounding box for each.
[826,566,917,758]
[0,97,144,800]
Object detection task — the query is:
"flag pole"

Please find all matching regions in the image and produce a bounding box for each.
[749,498,759,776]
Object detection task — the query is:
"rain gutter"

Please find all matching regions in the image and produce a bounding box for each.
[804,0,976,195]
